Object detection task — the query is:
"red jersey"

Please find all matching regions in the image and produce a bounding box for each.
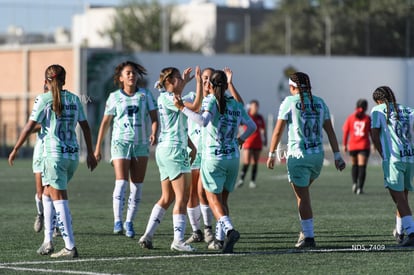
[342,111,371,151]
[242,113,266,150]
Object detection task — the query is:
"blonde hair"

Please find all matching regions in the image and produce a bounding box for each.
[156,67,179,90]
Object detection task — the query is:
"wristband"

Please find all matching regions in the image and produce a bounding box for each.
[268,152,276,158]
[334,152,342,161]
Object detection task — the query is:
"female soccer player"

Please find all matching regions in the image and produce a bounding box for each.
[94,61,158,238]
[370,86,414,246]
[266,72,345,248]
[343,99,371,194]
[9,64,97,258]
[175,69,256,253]
[138,66,201,252]
[237,99,267,189]
[185,67,215,245]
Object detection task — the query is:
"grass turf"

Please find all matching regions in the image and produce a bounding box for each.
[1,157,414,274]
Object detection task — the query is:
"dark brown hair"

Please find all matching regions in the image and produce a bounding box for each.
[373,86,399,122]
[113,61,147,89]
[210,70,228,115]
[289,72,315,112]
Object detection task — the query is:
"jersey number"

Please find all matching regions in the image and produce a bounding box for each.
[353,121,366,137]
[57,122,74,141]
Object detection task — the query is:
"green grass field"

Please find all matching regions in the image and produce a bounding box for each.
[1,157,414,274]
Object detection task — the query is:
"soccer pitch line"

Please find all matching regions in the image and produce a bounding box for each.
[1,245,413,274]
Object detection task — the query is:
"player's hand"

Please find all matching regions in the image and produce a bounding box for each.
[224,67,233,84]
[173,95,185,110]
[94,150,102,162]
[149,134,157,146]
[87,153,98,171]
[334,152,345,171]
[8,149,17,166]
[335,157,346,171]
[182,67,194,84]
[267,157,275,169]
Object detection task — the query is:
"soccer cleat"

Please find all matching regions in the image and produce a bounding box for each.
[295,232,316,248]
[138,235,153,249]
[124,222,135,238]
[185,229,204,244]
[401,233,414,247]
[249,181,257,189]
[393,228,405,244]
[113,221,123,234]
[356,188,363,195]
[37,241,54,255]
[50,247,79,258]
[352,183,357,194]
[53,227,61,238]
[222,229,240,253]
[204,227,214,243]
[170,240,196,252]
[236,179,244,188]
[207,239,224,250]
[34,214,44,233]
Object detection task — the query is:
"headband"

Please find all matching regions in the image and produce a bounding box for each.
[288,78,297,88]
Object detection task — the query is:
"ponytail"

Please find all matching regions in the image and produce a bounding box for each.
[45,64,66,117]
[210,70,228,115]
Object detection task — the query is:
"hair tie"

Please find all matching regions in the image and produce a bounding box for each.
[46,73,57,81]
[154,80,165,92]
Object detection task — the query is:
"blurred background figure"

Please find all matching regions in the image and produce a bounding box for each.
[237,100,267,189]
[342,99,371,195]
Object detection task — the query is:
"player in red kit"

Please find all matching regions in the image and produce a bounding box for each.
[342,99,371,194]
[237,100,267,189]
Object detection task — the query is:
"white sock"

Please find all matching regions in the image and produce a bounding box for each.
[200,203,213,227]
[215,220,225,241]
[143,204,166,239]
[300,218,314,238]
[187,206,201,231]
[126,182,143,223]
[173,214,186,242]
[42,194,54,243]
[53,200,75,250]
[402,215,414,235]
[218,216,234,236]
[396,216,403,234]
[35,194,43,215]
[113,180,128,223]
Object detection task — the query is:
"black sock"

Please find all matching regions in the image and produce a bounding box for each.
[351,164,358,184]
[240,164,249,180]
[358,165,366,189]
[251,164,258,182]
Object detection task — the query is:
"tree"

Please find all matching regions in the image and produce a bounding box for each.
[101,0,194,52]
[249,0,414,57]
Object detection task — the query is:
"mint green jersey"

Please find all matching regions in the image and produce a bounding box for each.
[104,88,157,145]
[201,94,251,160]
[371,103,414,163]
[157,91,194,149]
[29,90,86,160]
[186,91,202,149]
[277,93,330,157]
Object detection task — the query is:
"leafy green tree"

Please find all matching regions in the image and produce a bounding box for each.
[250,0,414,57]
[102,0,194,52]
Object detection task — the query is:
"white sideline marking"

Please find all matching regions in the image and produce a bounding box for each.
[1,247,412,274]
[0,266,116,275]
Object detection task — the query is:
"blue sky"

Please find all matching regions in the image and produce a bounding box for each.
[0,1,122,33]
[0,0,276,34]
